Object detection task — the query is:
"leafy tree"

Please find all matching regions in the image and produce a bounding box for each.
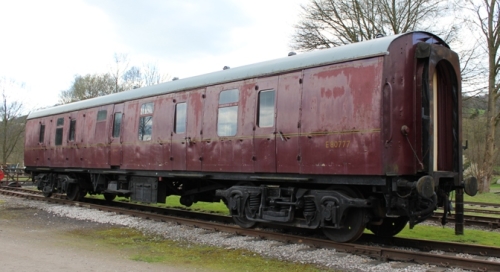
[291,0,452,50]
[60,54,169,104]
[59,73,117,104]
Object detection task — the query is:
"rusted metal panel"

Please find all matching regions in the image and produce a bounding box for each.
[201,85,219,172]
[72,110,86,169]
[109,103,124,167]
[382,36,420,175]
[50,114,67,168]
[276,71,302,173]
[300,58,384,175]
[88,105,113,169]
[64,112,78,168]
[134,99,156,170]
[171,92,189,171]
[151,96,172,171]
[121,101,140,169]
[186,89,205,171]
[23,119,42,166]
[233,81,255,173]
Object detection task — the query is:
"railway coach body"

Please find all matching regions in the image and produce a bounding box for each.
[24,32,477,242]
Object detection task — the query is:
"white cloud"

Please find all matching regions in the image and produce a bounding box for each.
[0,0,306,110]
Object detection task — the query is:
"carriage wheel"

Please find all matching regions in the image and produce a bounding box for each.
[42,186,53,198]
[367,216,408,238]
[231,182,257,229]
[104,193,116,202]
[322,186,367,243]
[67,184,83,201]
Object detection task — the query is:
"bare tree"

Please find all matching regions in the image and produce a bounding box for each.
[122,63,170,90]
[59,73,116,104]
[0,79,26,166]
[291,0,451,50]
[110,53,129,93]
[122,66,144,90]
[460,0,500,192]
[143,63,169,86]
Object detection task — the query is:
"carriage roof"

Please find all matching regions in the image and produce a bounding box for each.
[28,31,444,120]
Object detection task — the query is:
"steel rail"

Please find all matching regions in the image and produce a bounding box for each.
[1,187,500,271]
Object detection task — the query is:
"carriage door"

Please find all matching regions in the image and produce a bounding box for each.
[109,103,124,167]
[276,72,303,173]
[434,61,459,172]
[186,89,205,171]
[254,77,278,173]
[418,49,459,173]
[171,89,205,171]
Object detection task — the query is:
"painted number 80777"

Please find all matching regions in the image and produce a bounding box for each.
[325,140,350,148]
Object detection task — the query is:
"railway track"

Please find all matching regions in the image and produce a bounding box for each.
[2,186,500,271]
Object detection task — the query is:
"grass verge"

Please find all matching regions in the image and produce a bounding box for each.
[69,227,333,272]
[395,224,500,247]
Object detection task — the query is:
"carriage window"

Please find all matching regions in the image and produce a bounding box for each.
[68,119,76,141]
[56,117,64,126]
[175,103,187,133]
[39,124,45,143]
[140,102,154,114]
[97,110,107,121]
[55,118,64,146]
[217,89,239,137]
[55,128,63,145]
[257,90,275,127]
[219,89,239,104]
[112,113,122,138]
[138,102,154,141]
[218,106,238,136]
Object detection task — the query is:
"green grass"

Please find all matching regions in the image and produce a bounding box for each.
[91,195,231,215]
[396,224,500,247]
[464,191,500,203]
[69,227,333,272]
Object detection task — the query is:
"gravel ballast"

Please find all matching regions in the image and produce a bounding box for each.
[0,194,479,272]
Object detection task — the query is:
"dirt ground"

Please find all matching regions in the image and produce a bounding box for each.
[0,197,189,272]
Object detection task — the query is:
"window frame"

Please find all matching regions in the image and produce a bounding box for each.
[138,102,154,141]
[112,112,122,138]
[97,110,107,122]
[217,89,240,137]
[257,89,276,128]
[68,119,76,141]
[174,102,187,134]
[39,124,45,143]
[55,118,64,146]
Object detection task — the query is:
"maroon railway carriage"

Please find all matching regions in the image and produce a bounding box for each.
[24,31,477,242]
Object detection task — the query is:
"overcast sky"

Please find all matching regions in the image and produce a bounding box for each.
[0,0,306,111]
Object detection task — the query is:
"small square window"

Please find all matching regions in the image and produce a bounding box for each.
[217,106,238,136]
[219,89,239,104]
[97,110,107,121]
[140,102,154,115]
